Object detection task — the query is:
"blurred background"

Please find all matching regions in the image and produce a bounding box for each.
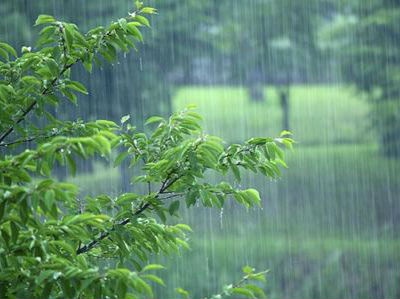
[1,0,399,298]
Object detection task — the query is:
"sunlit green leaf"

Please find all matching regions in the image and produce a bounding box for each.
[135,15,150,27]
[66,81,88,94]
[142,264,165,272]
[126,23,143,41]
[0,42,17,58]
[145,116,165,126]
[121,114,130,124]
[231,287,256,298]
[35,15,56,26]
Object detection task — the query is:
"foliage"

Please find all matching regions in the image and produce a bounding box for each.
[327,0,400,157]
[0,0,219,123]
[0,3,293,299]
[214,1,329,84]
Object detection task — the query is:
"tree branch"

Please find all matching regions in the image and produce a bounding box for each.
[76,173,184,255]
[76,201,150,255]
[0,8,140,145]
[0,131,59,147]
[0,62,74,144]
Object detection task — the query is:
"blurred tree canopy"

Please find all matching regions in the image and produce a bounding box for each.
[0,1,216,123]
[2,0,398,157]
[329,0,400,157]
[0,0,330,113]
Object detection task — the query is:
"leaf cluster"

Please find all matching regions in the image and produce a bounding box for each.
[0,4,154,148]
[0,4,293,299]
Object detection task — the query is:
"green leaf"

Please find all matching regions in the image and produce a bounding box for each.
[247,137,269,146]
[37,25,56,46]
[185,189,198,207]
[35,15,56,26]
[73,30,89,47]
[83,60,93,72]
[141,7,157,14]
[168,200,180,216]
[133,277,152,297]
[44,189,55,210]
[141,274,165,286]
[135,15,150,27]
[126,23,143,41]
[176,287,190,299]
[244,284,266,298]
[64,24,75,50]
[118,18,128,31]
[114,152,129,167]
[45,58,59,76]
[141,264,165,272]
[66,81,88,95]
[0,48,9,60]
[250,271,268,282]
[280,130,292,137]
[16,169,32,182]
[10,221,19,243]
[242,265,255,274]
[93,135,111,155]
[145,116,164,126]
[231,163,241,182]
[174,223,192,232]
[121,114,130,124]
[95,119,118,128]
[116,193,139,205]
[243,189,261,206]
[231,287,256,298]
[0,43,17,58]
[61,88,77,104]
[36,270,55,285]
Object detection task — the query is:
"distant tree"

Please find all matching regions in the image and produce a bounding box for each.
[0,4,293,298]
[331,0,400,156]
[216,0,326,131]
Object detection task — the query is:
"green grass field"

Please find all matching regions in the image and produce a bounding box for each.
[153,234,400,299]
[174,85,372,145]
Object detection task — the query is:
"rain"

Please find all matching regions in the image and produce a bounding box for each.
[1,0,399,298]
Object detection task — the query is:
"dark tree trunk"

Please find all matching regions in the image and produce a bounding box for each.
[278,86,290,131]
[380,132,400,158]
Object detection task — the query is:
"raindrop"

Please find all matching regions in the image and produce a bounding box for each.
[219,207,224,228]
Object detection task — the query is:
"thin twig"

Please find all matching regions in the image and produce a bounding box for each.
[76,201,150,255]
[0,132,58,147]
[76,174,184,255]
[0,62,74,144]
[0,8,142,145]
[158,193,184,200]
